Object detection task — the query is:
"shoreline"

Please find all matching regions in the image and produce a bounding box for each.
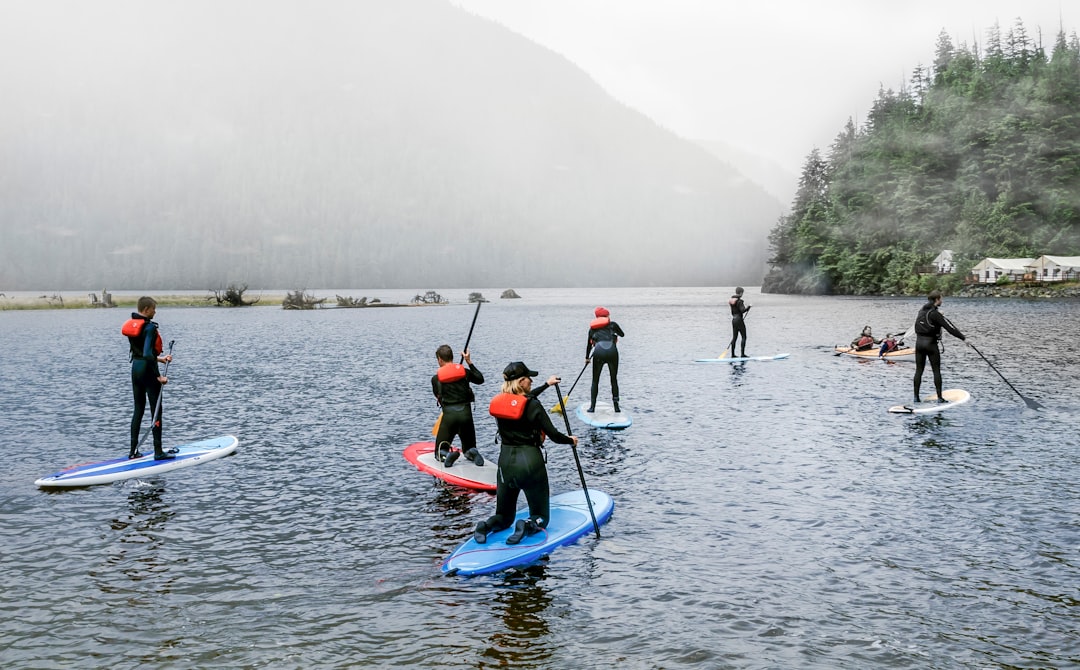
[953,282,1080,299]
[0,293,288,310]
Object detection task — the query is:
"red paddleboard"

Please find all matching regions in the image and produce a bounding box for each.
[403,441,497,492]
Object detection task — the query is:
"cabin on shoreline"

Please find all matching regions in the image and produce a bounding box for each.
[970,255,1080,284]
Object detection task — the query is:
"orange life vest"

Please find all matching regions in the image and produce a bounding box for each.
[589,316,610,330]
[122,318,163,356]
[437,363,467,383]
[489,392,527,420]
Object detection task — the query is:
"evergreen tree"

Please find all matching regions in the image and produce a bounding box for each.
[764,19,1080,294]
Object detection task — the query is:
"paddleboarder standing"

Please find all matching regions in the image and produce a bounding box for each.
[431,345,485,467]
[586,306,625,413]
[913,290,966,403]
[727,287,751,358]
[123,296,173,460]
[473,362,577,546]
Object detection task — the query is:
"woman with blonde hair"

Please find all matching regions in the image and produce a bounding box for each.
[473,362,578,546]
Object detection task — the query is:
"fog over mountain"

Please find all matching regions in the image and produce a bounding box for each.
[0,0,782,290]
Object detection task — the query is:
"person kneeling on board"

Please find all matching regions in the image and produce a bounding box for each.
[431,345,485,467]
[473,362,578,546]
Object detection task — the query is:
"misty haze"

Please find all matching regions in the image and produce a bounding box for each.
[0,0,781,291]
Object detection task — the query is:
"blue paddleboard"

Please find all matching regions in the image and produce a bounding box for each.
[695,353,790,363]
[575,401,632,429]
[35,435,239,488]
[442,489,614,576]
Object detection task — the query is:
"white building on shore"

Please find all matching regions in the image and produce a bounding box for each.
[970,258,1034,283]
[1027,255,1080,281]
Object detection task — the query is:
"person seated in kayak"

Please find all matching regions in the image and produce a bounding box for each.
[472,362,577,546]
[878,333,900,357]
[850,326,879,351]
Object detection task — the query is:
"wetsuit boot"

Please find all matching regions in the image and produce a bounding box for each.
[443,450,460,467]
[464,448,484,466]
[506,519,539,545]
[153,444,175,461]
[612,397,620,413]
[473,521,491,544]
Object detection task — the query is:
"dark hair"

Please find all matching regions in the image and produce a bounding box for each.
[137,296,157,312]
[928,290,942,302]
[435,344,453,362]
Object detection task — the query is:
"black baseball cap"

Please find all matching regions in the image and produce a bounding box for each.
[502,361,539,381]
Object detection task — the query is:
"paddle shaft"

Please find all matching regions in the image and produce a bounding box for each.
[552,359,591,412]
[459,300,482,364]
[939,312,1041,410]
[967,341,1043,409]
[554,382,600,539]
[135,340,175,452]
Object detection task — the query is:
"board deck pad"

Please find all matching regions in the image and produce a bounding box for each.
[888,389,972,414]
[575,401,632,429]
[403,441,497,491]
[695,353,790,363]
[834,345,915,359]
[35,435,239,488]
[442,489,614,576]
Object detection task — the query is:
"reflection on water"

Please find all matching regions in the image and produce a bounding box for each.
[95,481,176,591]
[484,570,554,667]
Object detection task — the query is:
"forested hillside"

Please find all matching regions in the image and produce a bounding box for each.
[0,0,780,290]
[763,21,1080,295]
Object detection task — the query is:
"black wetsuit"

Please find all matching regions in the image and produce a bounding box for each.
[587,320,625,410]
[484,383,574,533]
[913,301,965,401]
[728,295,750,357]
[431,363,484,456]
[127,314,163,455]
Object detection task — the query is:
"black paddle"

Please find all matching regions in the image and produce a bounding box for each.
[554,382,600,539]
[459,299,482,364]
[132,340,175,457]
[551,358,590,414]
[967,342,1043,410]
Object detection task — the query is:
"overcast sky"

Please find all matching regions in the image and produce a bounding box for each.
[451,1,1074,176]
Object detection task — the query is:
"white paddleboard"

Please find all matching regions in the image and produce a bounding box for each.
[403,441,497,491]
[695,353,790,363]
[575,401,632,429]
[888,389,971,414]
[35,435,238,488]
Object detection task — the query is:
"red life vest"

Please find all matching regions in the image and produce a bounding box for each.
[489,392,527,420]
[589,316,610,330]
[437,363,467,383]
[122,318,163,356]
[855,336,874,348]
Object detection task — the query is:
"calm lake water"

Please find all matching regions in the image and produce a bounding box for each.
[1,287,1078,669]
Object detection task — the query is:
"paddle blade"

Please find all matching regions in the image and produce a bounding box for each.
[550,393,569,414]
[720,348,729,359]
[432,412,442,436]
